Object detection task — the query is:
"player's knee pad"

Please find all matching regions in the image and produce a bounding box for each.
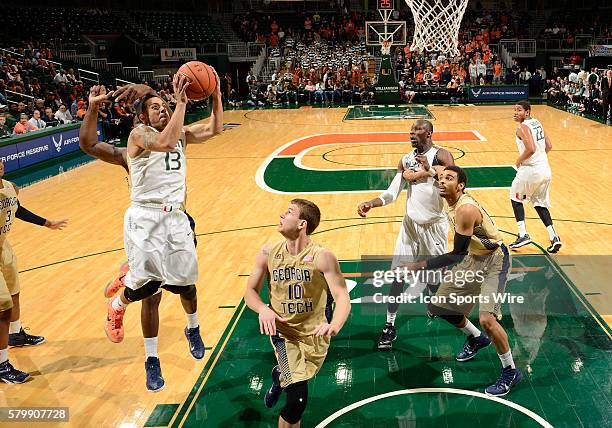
[124,280,162,302]
[162,284,196,300]
[439,312,465,326]
[427,303,463,326]
[181,285,197,300]
[281,381,308,424]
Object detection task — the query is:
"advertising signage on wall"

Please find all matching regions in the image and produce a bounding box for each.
[0,123,103,173]
[467,85,529,102]
[160,48,197,62]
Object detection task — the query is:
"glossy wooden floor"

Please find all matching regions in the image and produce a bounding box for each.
[3,105,611,427]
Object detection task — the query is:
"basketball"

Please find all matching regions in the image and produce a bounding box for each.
[177,61,217,100]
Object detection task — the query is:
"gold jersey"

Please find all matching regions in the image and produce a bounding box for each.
[267,240,329,337]
[446,192,504,256]
[0,180,18,242]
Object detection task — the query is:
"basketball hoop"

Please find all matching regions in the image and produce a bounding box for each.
[381,40,392,56]
[405,0,469,57]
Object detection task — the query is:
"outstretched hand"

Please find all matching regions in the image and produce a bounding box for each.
[89,85,111,107]
[114,84,156,104]
[45,219,69,230]
[173,73,190,104]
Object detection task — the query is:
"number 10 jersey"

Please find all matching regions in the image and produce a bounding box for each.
[267,240,330,337]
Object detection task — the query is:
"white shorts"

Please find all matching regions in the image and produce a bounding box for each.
[124,205,198,290]
[510,165,552,208]
[391,216,448,269]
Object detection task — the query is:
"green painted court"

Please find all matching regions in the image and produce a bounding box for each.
[148,252,611,428]
[344,105,436,121]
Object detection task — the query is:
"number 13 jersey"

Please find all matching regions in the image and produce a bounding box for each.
[128,124,187,205]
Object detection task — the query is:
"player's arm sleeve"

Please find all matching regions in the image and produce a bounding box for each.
[424,232,471,270]
[378,172,405,206]
[15,201,47,226]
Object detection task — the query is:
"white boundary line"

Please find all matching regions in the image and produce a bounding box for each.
[314,388,553,428]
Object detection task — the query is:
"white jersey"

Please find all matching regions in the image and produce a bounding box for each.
[128,125,187,206]
[402,146,446,224]
[516,118,549,168]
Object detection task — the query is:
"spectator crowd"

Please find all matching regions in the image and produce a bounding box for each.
[2,5,611,131]
[0,45,206,140]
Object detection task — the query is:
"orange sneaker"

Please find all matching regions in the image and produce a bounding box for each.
[104,263,129,298]
[105,300,125,343]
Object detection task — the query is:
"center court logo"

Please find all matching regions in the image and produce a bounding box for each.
[256,131,515,193]
[52,134,63,153]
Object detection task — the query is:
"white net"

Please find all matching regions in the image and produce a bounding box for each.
[381,40,392,56]
[405,0,469,57]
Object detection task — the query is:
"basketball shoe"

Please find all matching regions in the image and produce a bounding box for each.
[105,300,125,343]
[104,262,129,298]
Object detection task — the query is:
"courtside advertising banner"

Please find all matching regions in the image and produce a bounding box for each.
[468,85,528,102]
[0,123,103,173]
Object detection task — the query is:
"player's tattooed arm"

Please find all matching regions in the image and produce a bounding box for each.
[128,123,177,154]
[81,85,128,169]
[113,84,157,105]
[313,250,351,337]
[184,68,223,145]
[245,245,287,336]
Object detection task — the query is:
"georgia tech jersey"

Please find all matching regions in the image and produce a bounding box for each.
[267,240,329,337]
[0,180,18,241]
[446,193,504,256]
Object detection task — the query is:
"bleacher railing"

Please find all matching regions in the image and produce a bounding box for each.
[91,58,108,71]
[0,48,23,58]
[123,67,139,80]
[248,43,265,57]
[75,54,93,66]
[58,50,77,62]
[5,90,35,103]
[139,71,154,82]
[154,75,170,85]
[107,62,123,76]
[499,43,512,69]
[536,35,593,51]
[499,39,536,58]
[116,78,136,86]
[78,69,100,84]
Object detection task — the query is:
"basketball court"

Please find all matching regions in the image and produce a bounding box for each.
[4,104,611,427]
